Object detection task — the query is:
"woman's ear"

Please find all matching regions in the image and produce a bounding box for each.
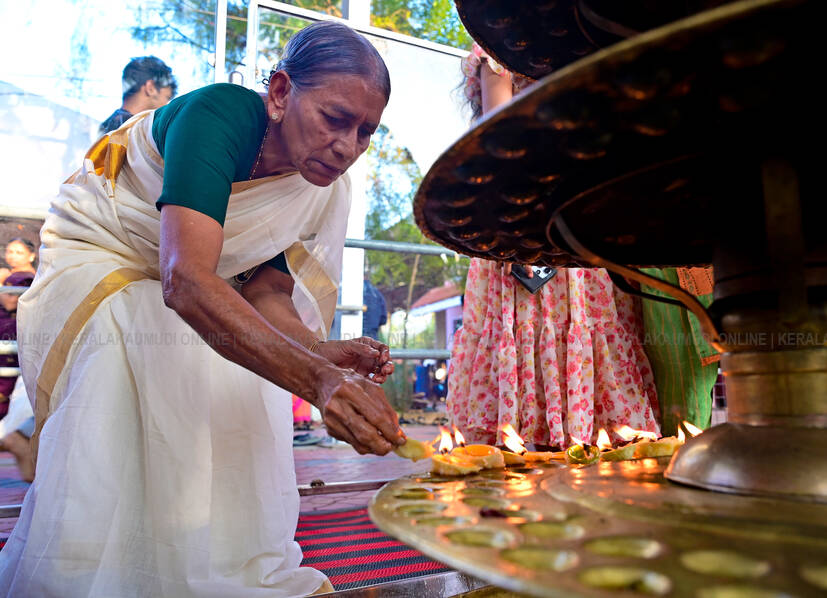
[267,71,291,116]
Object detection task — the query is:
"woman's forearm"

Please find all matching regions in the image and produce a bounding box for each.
[163,266,338,408]
[244,286,320,350]
[480,64,513,114]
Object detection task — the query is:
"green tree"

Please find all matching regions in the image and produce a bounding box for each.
[129,1,342,78]
[371,0,472,48]
[364,124,468,313]
[129,0,470,80]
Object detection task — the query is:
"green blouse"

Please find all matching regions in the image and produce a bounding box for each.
[152,83,286,273]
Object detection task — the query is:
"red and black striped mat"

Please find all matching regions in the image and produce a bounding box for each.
[296,507,450,590]
[0,508,450,591]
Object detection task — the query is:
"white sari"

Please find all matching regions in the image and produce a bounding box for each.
[0,112,349,597]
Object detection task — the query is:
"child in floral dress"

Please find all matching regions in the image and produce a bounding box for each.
[447,44,660,448]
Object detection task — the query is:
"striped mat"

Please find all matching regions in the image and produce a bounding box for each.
[1,508,450,591]
[296,507,450,590]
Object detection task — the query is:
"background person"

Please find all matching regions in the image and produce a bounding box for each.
[99,55,177,135]
[0,239,37,483]
[0,238,36,414]
[0,22,402,597]
[362,276,387,339]
[640,267,719,434]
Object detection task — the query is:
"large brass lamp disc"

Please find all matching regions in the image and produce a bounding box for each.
[370,461,827,597]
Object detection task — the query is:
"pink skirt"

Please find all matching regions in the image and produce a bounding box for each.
[447,260,660,448]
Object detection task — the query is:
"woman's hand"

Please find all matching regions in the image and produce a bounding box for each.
[503,263,533,277]
[318,369,405,455]
[315,337,394,383]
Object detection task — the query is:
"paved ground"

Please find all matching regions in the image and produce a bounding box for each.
[0,423,441,537]
[294,424,440,512]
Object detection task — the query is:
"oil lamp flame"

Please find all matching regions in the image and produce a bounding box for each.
[453,426,466,447]
[616,425,658,442]
[596,428,613,451]
[682,421,703,437]
[438,427,453,454]
[677,428,686,443]
[500,423,526,455]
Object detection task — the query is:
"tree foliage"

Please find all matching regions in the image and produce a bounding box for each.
[129,1,343,77]
[129,0,470,79]
[371,0,472,47]
[364,125,468,312]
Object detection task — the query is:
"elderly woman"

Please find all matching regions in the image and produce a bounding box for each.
[0,22,403,597]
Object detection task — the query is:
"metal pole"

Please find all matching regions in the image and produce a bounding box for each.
[214,0,228,84]
[389,349,451,360]
[336,304,366,313]
[345,238,461,258]
[0,206,48,220]
[245,0,260,88]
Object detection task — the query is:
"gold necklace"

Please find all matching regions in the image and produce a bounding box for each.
[249,120,271,180]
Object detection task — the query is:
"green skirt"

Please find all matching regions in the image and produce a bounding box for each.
[640,268,719,435]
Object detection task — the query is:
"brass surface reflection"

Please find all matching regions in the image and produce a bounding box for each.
[370,460,827,597]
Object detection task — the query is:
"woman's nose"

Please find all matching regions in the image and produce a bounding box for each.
[332,129,359,162]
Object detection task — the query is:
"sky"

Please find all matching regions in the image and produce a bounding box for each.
[0,0,216,121]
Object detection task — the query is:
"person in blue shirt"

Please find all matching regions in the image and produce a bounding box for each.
[99,56,177,134]
[362,277,387,339]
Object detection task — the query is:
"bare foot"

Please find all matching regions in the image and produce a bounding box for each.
[1,431,34,483]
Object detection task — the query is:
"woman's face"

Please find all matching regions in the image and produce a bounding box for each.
[5,241,34,269]
[273,73,387,186]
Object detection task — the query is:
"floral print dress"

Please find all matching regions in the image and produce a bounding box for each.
[447,259,660,448]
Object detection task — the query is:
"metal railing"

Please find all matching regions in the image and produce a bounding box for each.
[1,206,460,362]
[0,286,28,294]
[344,238,459,258]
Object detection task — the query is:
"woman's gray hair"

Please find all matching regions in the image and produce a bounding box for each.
[269,21,391,102]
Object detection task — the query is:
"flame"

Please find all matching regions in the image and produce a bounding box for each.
[453,426,466,447]
[596,428,613,451]
[438,427,453,454]
[500,423,526,455]
[677,428,686,443]
[682,421,703,437]
[616,425,658,442]
[570,435,586,447]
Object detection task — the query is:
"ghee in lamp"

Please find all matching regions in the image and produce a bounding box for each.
[431,452,482,475]
[566,443,600,465]
[452,444,506,469]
